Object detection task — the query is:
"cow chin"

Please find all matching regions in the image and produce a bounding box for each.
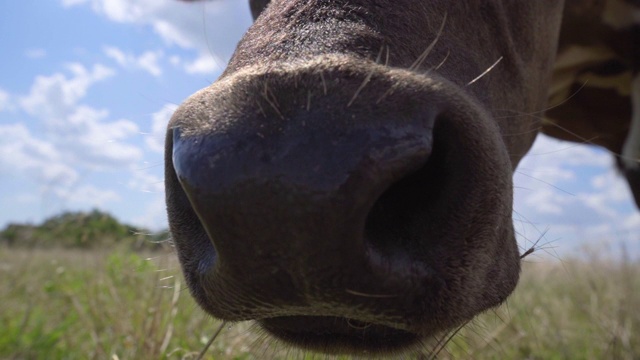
[165,56,521,355]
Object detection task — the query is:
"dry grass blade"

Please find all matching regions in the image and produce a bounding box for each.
[159,278,181,354]
[197,321,227,360]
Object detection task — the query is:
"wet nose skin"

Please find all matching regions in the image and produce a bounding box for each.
[171,96,436,309]
[165,59,520,353]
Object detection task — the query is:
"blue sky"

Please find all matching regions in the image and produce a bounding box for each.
[1,0,638,257]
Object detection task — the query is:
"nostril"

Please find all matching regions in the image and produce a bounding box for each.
[364,121,450,255]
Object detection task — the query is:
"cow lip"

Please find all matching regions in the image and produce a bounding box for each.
[259,315,420,355]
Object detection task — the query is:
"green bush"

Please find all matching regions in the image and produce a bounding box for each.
[0,209,168,250]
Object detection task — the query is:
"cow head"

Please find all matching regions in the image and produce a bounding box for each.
[166,0,564,355]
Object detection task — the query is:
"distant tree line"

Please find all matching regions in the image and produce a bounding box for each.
[0,210,169,250]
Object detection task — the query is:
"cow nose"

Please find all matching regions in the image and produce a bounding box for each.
[171,100,437,299]
[165,60,518,351]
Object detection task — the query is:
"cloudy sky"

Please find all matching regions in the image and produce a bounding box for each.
[1,0,638,257]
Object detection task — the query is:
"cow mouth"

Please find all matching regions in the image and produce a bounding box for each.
[259,316,420,355]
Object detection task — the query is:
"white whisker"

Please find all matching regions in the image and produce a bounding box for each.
[466,56,503,86]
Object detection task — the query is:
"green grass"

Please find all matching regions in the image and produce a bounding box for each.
[1,247,638,359]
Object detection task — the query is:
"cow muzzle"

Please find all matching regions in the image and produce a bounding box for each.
[165,57,521,354]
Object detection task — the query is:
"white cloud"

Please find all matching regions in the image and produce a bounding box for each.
[61,0,87,6]
[145,104,176,153]
[61,0,156,22]
[14,193,40,205]
[0,123,78,187]
[590,171,630,201]
[137,51,164,77]
[129,169,164,194]
[184,53,225,74]
[60,0,252,75]
[103,46,164,77]
[17,63,143,170]
[0,88,11,112]
[103,46,127,65]
[522,135,611,170]
[515,136,614,201]
[623,212,640,229]
[20,62,115,119]
[133,196,169,231]
[514,134,637,254]
[153,18,195,48]
[169,55,181,66]
[64,106,143,169]
[578,192,618,218]
[1,60,148,225]
[56,184,121,207]
[0,118,136,212]
[0,119,142,229]
[126,168,167,230]
[25,48,47,59]
[523,188,566,215]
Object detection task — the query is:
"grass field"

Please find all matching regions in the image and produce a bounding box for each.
[1,246,638,359]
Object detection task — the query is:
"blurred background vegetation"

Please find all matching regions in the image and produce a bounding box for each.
[0,210,166,250]
[1,211,638,359]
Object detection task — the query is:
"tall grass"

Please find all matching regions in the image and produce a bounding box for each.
[1,247,638,359]
[1,248,217,359]
[441,250,640,359]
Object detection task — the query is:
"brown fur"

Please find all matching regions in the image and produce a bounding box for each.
[167,0,636,356]
[545,0,639,204]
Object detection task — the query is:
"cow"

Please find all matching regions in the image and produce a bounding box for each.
[165,0,639,356]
